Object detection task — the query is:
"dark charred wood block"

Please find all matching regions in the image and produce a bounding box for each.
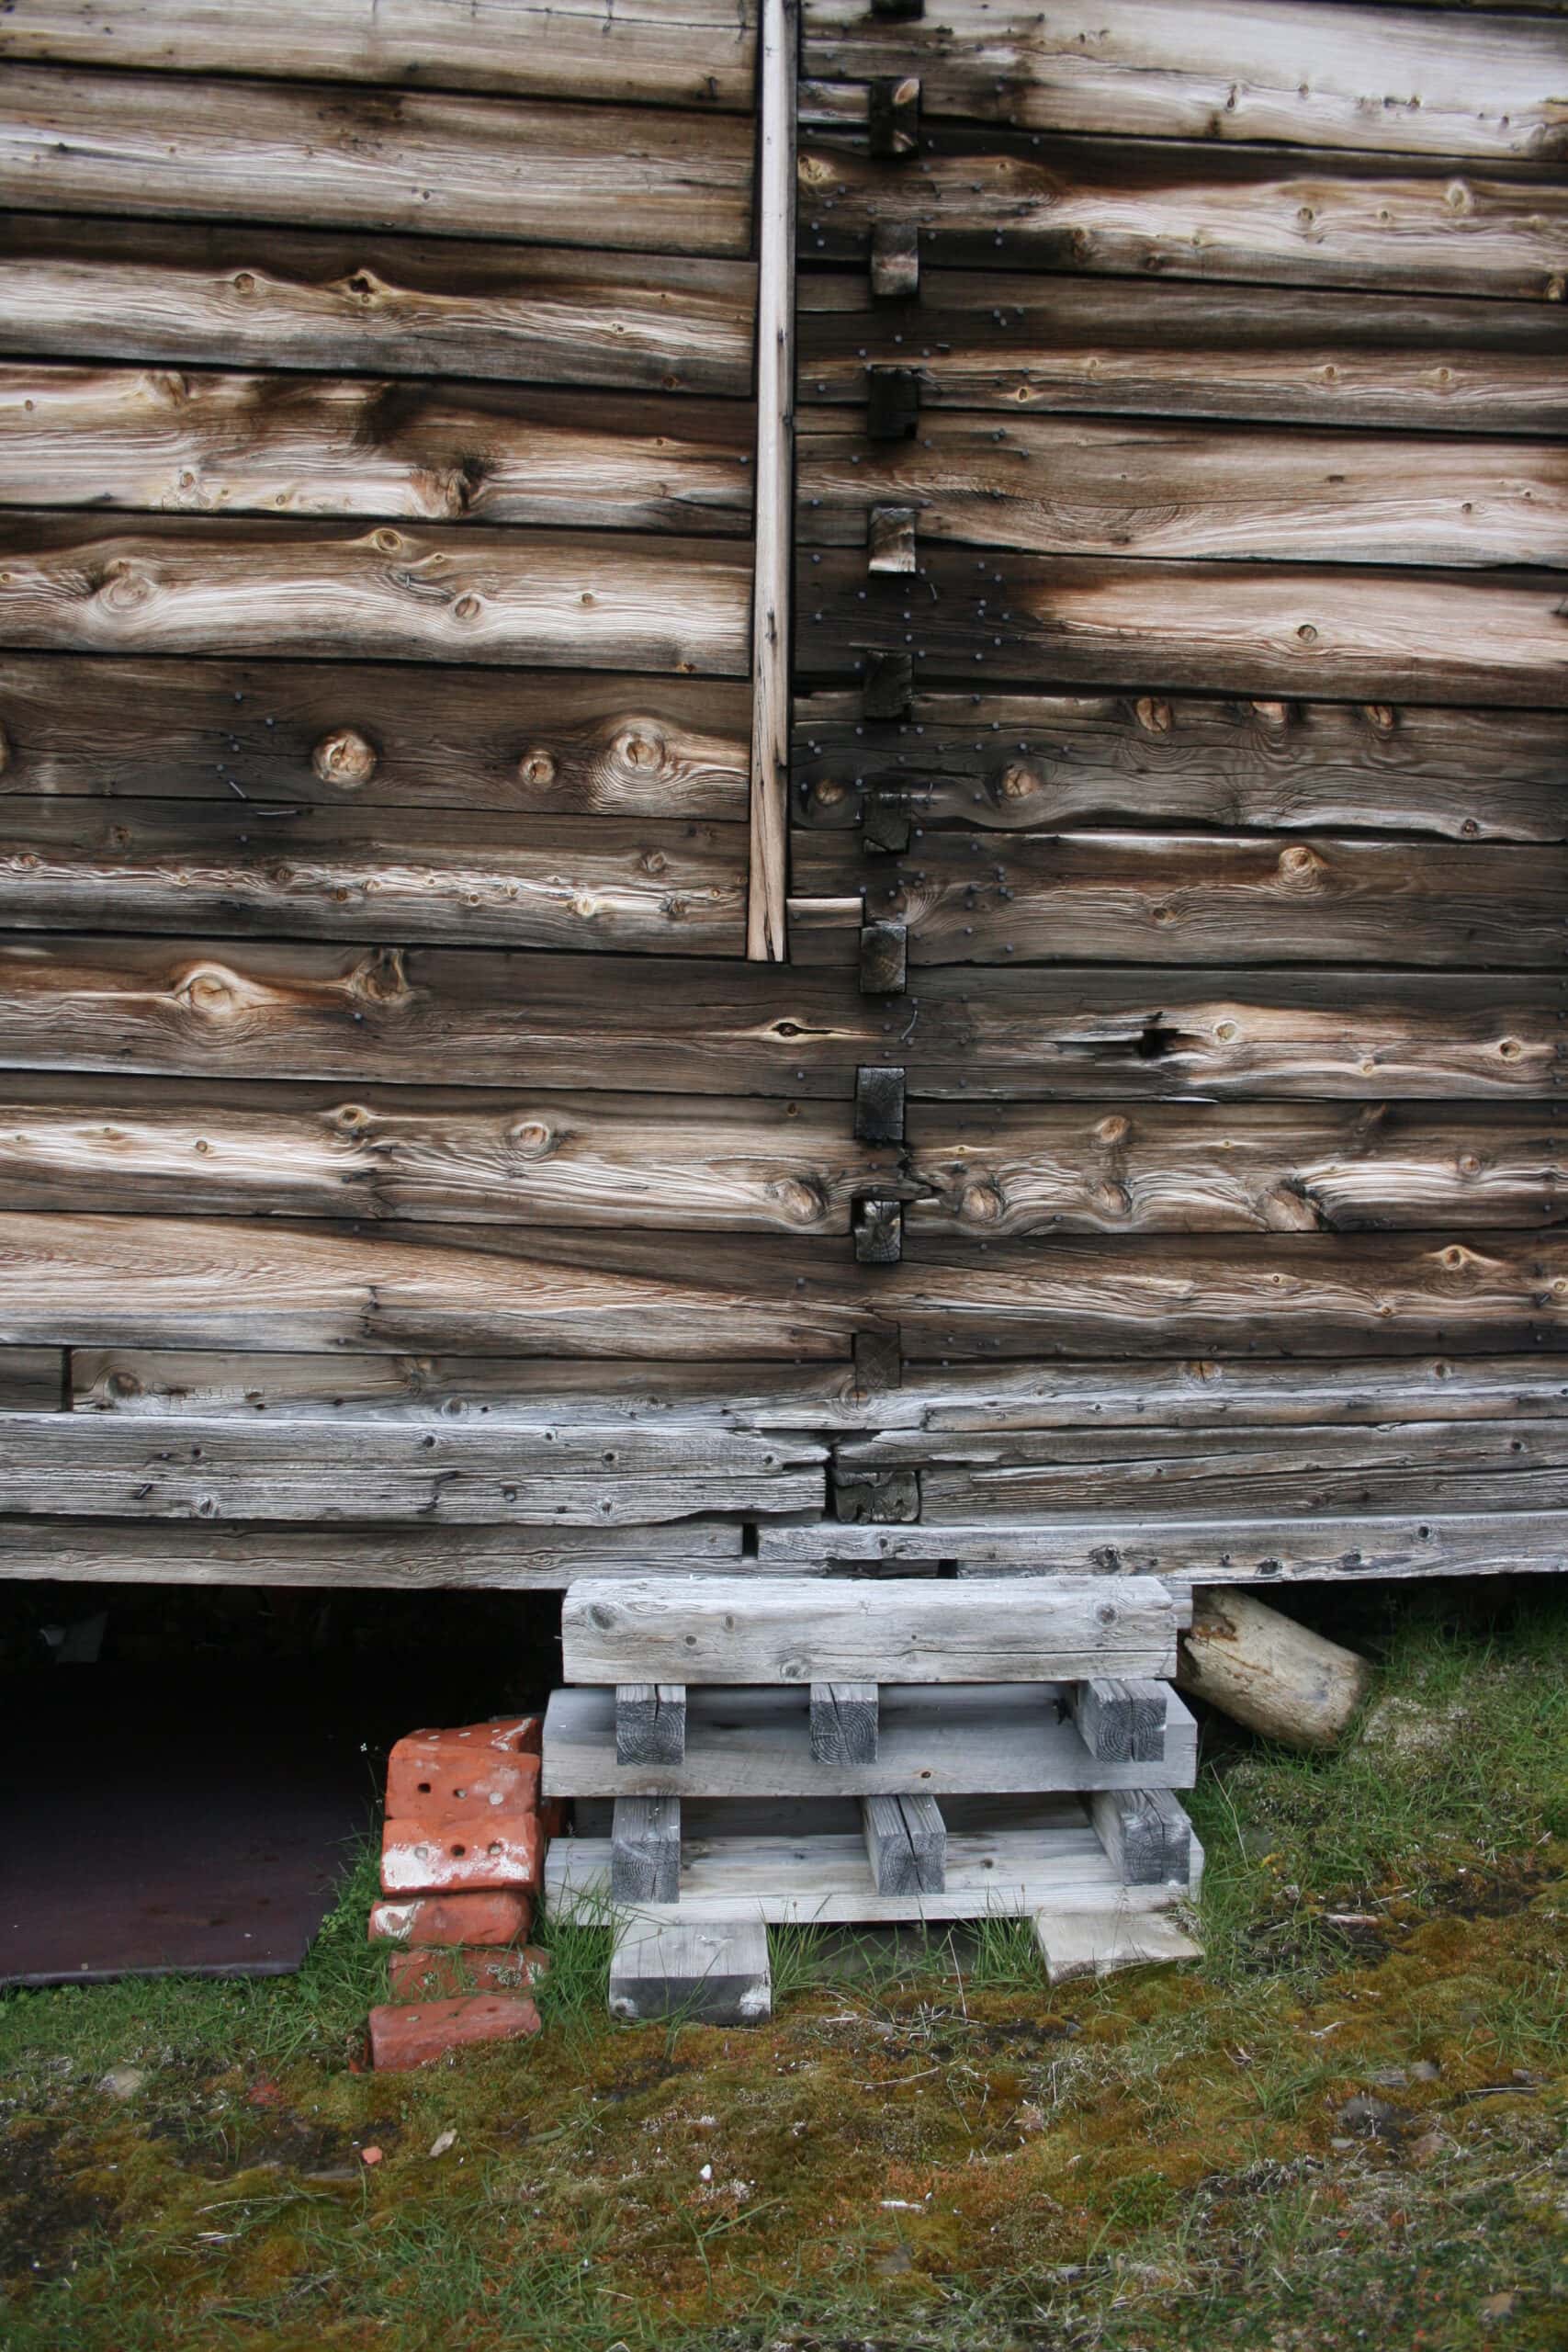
[871,0,924,18]
[862,649,913,718]
[863,788,912,854]
[832,1465,921,1523]
[869,76,921,163]
[866,364,920,440]
[852,1328,903,1393]
[854,1197,904,1265]
[860,918,908,995]
[855,1064,906,1145]
[870,220,919,300]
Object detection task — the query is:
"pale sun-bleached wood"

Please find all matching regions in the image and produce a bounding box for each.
[747,0,797,959]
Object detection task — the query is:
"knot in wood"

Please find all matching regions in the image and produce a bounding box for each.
[372,528,403,554]
[1134,696,1172,735]
[961,1181,1005,1226]
[773,1176,829,1226]
[330,1102,370,1132]
[997,762,1040,802]
[1095,1114,1131,1147]
[615,725,665,773]
[1277,843,1324,887]
[180,965,238,1018]
[506,1118,554,1160]
[312,726,378,788]
[517,746,557,788]
[1362,704,1396,736]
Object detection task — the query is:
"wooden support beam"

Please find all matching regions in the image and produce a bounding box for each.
[853,1197,904,1264]
[615,1685,687,1767]
[747,0,797,961]
[854,1065,906,1144]
[609,1917,771,2023]
[1066,1678,1168,1766]
[866,365,920,439]
[862,649,913,718]
[1177,1588,1372,1749]
[859,918,908,995]
[833,1465,920,1522]
[862,1793,945,1893]
[852,1328,903,1393]
[867,74,920,160]
[810,1681,880,1763]
[610,1796,682,1903]
[870,220,919,300]
[1089,1786,1192,1887]
[867,504,918,575]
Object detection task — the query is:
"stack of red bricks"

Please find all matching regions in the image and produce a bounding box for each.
[367,1714,556,2070]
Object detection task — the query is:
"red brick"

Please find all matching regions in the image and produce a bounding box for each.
[369,1993,542,2071]
[367,1891,533,1947]
[380,1802,543,1896]
[388,1944,548,2001]
[385,1717,542,1821]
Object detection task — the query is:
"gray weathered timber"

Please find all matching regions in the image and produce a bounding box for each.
[0,656,751,816]
[1066,1678,1168,1767]
[799,130,1568,299]
[0,68,754,256]
[0,1079,893,1232]
[0,369,754,535]
[616,1685,687,1766]
[862,1793,946,1894]
[0,0,758,110]
[796,416,1568,570]
[796,550,1568,706]
[747,0,796,961]
[802,0,1568,159]
[809,1681,879,1763]
[561,1575,1179,1683]
[609,1917,771,2024]
[0,805,747,956]
[1033,1908,1203,1985]
[0,218,756,394]
[0,518,751,676]
[797,272,1568,435]
[542,1683,1198,1797]
[0,938,881,1096]
[611,1796,682,1904]
[792,691,1568,845]
[1089,1787,1193,1886]
[904,1102,1568,1236]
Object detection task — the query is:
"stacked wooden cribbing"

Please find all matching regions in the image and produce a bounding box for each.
[543,1576,1201,2019]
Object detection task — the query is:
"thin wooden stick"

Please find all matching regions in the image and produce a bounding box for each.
[747,0,797,960]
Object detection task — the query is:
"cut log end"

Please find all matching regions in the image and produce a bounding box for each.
[1176,1585,1371,1752]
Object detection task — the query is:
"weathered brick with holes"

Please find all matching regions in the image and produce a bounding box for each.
[388,1943,548,2001]
[385,1715,542,1821]
[368,1991,543,2071]
[367,1890,534,1948]
[380,1795,544,1894]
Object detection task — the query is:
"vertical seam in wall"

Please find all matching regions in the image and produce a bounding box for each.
[746,0,798,961]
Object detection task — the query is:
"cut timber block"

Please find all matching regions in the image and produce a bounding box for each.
[367,1891,532,1948]
[852,1326,902,1393]
[868,74,920,160]
[368,1992,541,2071]
[832,1464,919,1522]
[863,787,912,853]
[1033,1909,1201,1987]
[609,1917,771,2025]
[860,918,908,995]
[854,1064,906,1145]
[615,1683,686,1766]
[853,1197,904,1265]
[810,1681,880,1764]
[862,648,912,718]
[611,1795,681,1904]
[871,220,919,300]
[868,504,918,575]
[1089,1787,1192,1887]
[863,1794,946,1894]
[867,363,920,440]
[1067,1678,1168,1766]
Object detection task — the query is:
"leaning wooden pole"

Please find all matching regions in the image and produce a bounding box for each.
[746,0,797,961]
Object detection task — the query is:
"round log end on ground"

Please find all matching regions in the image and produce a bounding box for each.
[1176,1585,1371,1752]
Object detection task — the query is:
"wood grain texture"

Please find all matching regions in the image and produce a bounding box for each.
[796,414,1568,569]
[797,271,1568,434]
[798,129,1568,298]
[796,548,1568,705]
[0,67,754,256]
[0,1077,895,1232]
[0,802,747,955]
[608,1917,772,2026]
[0,0,758,110]
[792,691,1568,845]
[0,217,757,395]
[748,0,798,961]
[0,518,752,676]
[803,0,1568,160]
[0,368,754,535]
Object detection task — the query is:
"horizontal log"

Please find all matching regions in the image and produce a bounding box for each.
[799,831,1568,968]
[796,549,1568,705]
[0,1077,895,1231]
[796,415,1568,569]
[799,128,1568,298]
[0,1345,62,1408]
[0,1516,748,1586]
[907,1102,1568,1235]
[0,518,751,676]
[0,656,750,817]
[0,935,883,1094]
[797,271,1568,435]
[0,803,748,956]
[792,690,1568,844]
[802,0,1568,160]
[0,0,757,110]
[0,216,756,395]
[0,67,753,257]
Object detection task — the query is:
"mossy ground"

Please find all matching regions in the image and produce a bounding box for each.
[3,1582,1565,2351]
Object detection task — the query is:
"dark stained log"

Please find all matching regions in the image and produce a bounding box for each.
[0,368,755,536]
[798,128,1568,299]
[0,517,752,676]
[0,935,885,1095]
[0,1346,63,1408]
[0,0,758,110]
[0,68,754,257]
[0,655,750,818]
[803,0,1568,160]
[796,415,1568,569]
[796,548,1568,706]
[907,1102,1568,1236]
[798,830,1568,968]
[797,271,1568,435]
[791,690,1568,846]
[0,217,757,396]
[0,1076,896,1232]
[0,802,748,956]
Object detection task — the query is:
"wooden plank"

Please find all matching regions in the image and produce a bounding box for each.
[0,1078,892,1233]
[0,68,754,257]
[0,369,754,536]
[792,690,1568,845]
[561,1574,1179,1683]
[608,1917,772,2024]
[797,271,1568,435]
[905,1102,1568,1236]
[0,217,756,396]
[802,0,1568,161]
[616,1685,687,1767]
[1089,1787,1192,1887]
[799,129,1568,299]
[0,518,751,677]
[0,1346,62,1409]
[543,1681,1199,1797]
[796,416,1568,569]
[797,549,1568,706]
[0,0,758,111]
[1066,1679,1168,1767]
[611,1797,682,1903]
[1034,1907,1202,1985]
[810,1680,879,1763]
[863,1794,945,1894]
[748,0,797,961]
